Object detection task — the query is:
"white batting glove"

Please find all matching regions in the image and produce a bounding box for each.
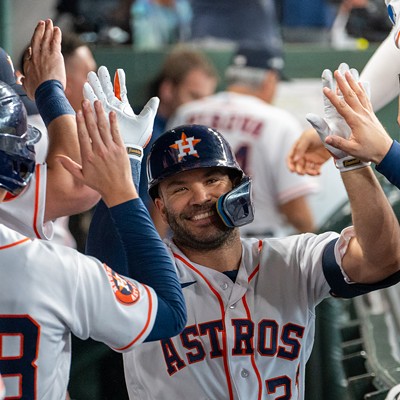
[83,65,159,162]
[306,63,371,172]
[386,0,400,48]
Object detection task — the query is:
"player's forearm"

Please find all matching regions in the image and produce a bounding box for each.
[341,167,400,282]
[280,197,316,233]
[108,198,187,339]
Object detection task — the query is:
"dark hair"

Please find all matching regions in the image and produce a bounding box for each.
[148,45,218,98]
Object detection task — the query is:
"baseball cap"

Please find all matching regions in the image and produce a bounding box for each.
[0,47,38,115]
[229,46,285,74]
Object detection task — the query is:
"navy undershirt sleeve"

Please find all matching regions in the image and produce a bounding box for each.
[87,198,186,341]
[376,140,400,189]
[322,238,400,298]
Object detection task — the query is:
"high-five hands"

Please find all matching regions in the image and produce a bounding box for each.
[305,63,371,172]
[83,66,159,162]
[287,62,393,176]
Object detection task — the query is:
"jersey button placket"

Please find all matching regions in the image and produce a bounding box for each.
[240,369,249,378]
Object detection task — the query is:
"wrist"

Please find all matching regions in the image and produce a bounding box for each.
[35,80,75,127]
[374,138,393,165]
[335,155,371,172]
[126,144,143,162]
[102,186,138,208]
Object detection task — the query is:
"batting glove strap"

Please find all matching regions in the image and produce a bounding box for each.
[335,155,371,172]
[126,144,143,162]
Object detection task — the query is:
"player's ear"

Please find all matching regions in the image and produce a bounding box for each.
[154,197,168,224]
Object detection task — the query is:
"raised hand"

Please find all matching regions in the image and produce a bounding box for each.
[58,99,136,207]
[305,63,371,172]
[83,66,159,161]
[21,19,66,99]
[322,68,393,165]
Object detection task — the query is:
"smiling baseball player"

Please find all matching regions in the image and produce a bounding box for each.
[87,62,400,399]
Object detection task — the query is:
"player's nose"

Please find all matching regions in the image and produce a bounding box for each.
[189,183,211,205]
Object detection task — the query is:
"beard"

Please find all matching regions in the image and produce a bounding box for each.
[164,204,237,251]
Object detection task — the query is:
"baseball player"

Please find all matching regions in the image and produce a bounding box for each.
[0,20,186,400]
[87,64,400,399]
[167,46,319,238]
[0,21,101,241]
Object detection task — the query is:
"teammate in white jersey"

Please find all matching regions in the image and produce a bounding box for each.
[0,23,100,240]
[0,20,186,400]
[88,63,400,399]
[168,46,319,238]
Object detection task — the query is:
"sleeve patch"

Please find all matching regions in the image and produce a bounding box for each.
[104,264,140,305]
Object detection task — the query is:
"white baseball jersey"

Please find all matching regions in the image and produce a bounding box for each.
[168,92,319,237]
[0,224,157,400]
[124,230,346,400]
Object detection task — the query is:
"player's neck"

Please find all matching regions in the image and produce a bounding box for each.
[175,232,242,273]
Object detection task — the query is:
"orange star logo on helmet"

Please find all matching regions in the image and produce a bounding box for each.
[169,132,201,161]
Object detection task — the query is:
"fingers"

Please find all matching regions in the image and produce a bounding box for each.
[87,71,108,103]
[57,155,84,181]
[30,20,45,57]
[76,102,94,159]
[41,19,54,51]
[114,69,128,102]
[52,26,62,53]
[325,134,356,155]
[109,111,124,146]
[79,100,115,152]
[83,82,98,107]
[98,66,115,102]
[94,100,114,146]
[139,96,160,119]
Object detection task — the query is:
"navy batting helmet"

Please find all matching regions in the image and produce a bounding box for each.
[147,124,244,200]
[0,81,41,195]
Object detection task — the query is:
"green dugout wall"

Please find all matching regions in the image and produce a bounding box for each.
[92,43,399,141]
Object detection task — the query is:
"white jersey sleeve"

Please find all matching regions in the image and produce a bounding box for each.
[360,28,400,112]
[0,164,53,239]
[0,225,157,399]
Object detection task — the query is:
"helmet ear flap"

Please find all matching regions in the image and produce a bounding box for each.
[216,176,254,228]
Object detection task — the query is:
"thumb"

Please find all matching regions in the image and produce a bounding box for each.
[324,135,352,154]
[139,97,160,119]
[56,155,84,181]
[305,113,329,141]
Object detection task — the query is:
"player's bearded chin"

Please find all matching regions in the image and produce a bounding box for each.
[165,204,236,251]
